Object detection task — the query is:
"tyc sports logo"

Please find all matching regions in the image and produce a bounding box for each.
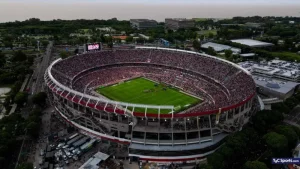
[272,158,300,164]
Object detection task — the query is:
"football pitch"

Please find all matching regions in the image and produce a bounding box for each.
[95,77,201,114]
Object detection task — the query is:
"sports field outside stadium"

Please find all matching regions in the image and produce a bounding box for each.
[95,77,201,114]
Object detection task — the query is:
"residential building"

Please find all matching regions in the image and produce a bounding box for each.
[165,18,195,30]
[130,19,158,30]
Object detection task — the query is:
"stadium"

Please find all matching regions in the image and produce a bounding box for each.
[44,46,258,163]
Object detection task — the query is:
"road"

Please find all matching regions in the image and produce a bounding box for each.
[31,41,53,95]
[31,107,53,168]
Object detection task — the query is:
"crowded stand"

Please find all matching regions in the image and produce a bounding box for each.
[50,48,256,114]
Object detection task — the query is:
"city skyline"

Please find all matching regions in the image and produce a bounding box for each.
[0,0,299,22]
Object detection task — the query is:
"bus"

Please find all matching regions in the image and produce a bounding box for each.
[68,133,79,141]
[80,139,97,152]
[67,135,83,146]
[73,137,90,148]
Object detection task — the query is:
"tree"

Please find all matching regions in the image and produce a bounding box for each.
[12,50,27,62]
[291,125,300,138]
[206,47,217,56]
[3,41,13,49]
[224,50,233,59]
[200,35,205,41]
[198,164,213,169]
[105,36,113,43]
[26,121,39,138]
[14,92,28,105]
[31,92,47,107]
[0,52,5,68]
[60,51,70,59]
[243,161,268,169]
[284,97,299,109]
[252,110,283,133]
[275,125,298,149]
[207,153,224,169]
[40,40,48,47]
[108,42,113,48]
[74,48,79,54]
[218,145,234,160]
[16,162,33,169]
[208,32,214,39]
[193,40,201,51]
[271,102,291,114]
[263,132,288,157]
[125,36,133,43]
[27,55,34,65]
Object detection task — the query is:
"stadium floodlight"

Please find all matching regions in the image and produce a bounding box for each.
[37,40,40,51]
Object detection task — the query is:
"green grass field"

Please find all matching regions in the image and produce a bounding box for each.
[96,78,201,114]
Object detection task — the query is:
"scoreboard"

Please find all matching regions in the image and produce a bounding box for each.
[86,43,101,51]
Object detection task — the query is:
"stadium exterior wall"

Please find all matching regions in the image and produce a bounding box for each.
[45,48,258,164]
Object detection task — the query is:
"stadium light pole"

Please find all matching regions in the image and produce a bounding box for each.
[37,40,40,51]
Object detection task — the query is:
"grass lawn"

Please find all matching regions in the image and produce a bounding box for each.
[198,30,218,36]
[270,52,300,60]
[96,77,201,114]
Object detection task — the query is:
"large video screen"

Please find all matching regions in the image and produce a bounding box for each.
[86,43,101,51]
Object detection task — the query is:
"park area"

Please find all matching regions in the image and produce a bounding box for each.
[95,77,201,114]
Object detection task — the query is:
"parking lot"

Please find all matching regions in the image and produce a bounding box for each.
[29,106,126,169]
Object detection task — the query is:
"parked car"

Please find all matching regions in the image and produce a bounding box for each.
[62,145,69,149]
[40,149,44,156]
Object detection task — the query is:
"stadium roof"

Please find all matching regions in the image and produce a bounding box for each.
[231,39,274,47]
[129,133,228,151]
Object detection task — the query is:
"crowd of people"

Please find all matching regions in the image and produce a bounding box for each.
[50,49,256,114]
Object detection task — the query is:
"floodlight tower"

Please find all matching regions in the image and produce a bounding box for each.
[37,40,40,51]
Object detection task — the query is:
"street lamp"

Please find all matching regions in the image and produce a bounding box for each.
[37,40,40,51]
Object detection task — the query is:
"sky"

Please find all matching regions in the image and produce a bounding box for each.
[0,0,299,22]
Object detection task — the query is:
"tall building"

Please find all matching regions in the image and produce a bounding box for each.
[130,19,158,30]
[165,18,195,30]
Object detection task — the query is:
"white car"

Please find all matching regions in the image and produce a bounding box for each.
[40,149,44,156]
[73,155,78,161]
[63,155,67,159]
[72,148,78,154]
[62,145,69,149]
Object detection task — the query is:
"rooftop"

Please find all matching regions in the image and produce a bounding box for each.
[166,18,194,21]
[240,53,256,57]
[79,152,110,169]
[239,60,300,79]
[253,75,298,94]
[231,39,274,47]
[201,42,240,53]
